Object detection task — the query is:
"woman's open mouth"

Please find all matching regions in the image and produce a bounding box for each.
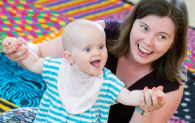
[138,44,153,56]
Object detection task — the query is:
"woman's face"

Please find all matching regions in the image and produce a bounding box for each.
[129,15,175,65]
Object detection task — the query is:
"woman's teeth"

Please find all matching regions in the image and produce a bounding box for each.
[139,45,152,54]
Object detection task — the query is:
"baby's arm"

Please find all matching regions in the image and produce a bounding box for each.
[20,44,44,74]
[117,87,166,106]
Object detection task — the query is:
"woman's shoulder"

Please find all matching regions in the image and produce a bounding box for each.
[104,19,122,25]
[129,71,182,93]
[158,64,187,93]
[104,20,122,40]
[147,71,183,93]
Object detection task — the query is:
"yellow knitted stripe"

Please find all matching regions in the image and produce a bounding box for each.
[0,98,19,114]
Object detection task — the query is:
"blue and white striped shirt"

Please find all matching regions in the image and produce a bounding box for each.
[34,57,124,123]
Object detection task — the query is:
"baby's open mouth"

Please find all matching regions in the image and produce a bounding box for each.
[90,60,100,68]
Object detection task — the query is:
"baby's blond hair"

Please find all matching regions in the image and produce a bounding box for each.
[62,19,105,52]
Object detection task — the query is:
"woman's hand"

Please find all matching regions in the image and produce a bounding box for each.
[3,37,28,62]
[131,85,184,123]
[139,86,166,114]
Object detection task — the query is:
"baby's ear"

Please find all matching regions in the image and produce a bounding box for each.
[63,51,75,64]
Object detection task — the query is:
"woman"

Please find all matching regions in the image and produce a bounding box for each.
[2,0,188,122]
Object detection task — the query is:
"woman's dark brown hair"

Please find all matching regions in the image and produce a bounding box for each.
[108,0,188,83]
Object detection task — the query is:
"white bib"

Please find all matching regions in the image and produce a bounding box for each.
[58,60,104,114]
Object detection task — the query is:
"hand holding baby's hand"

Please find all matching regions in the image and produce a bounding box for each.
[156,89,167,107]
[3,37,20,49]
[3,37,29,62]
[139,86,167,115]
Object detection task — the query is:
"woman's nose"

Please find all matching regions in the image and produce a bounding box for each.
[143,35,154,47]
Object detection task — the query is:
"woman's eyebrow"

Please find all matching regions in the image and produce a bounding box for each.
[158,32,171,38]
[139,21,149,27]
[139,21,171,38]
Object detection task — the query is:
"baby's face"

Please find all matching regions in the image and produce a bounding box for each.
[71,30,107,76]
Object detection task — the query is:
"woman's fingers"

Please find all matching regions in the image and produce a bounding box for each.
[157,92,167,104]
[17,37,26,46]
[3,37,28,62]
[155,97,166,110]
[156,86,164,91]
[3,45,18,55]
[12,46,27,57]
[139,91,146,109]
[144,87,152,108]
[11,51,29,62]
[3,37,18,49]
[5,45,28,62]
[151,87,161,110]
[138,86,166,113]
[151,88,167,110]
[3,37,19,55]
[3,42,10,47]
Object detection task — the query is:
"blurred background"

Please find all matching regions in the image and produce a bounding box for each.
[127,0,195,28]
[0,0,195,122]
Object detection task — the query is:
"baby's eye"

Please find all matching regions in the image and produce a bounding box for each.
[158,35,166,40]
[141,25,148,31]
[99,45,103,49]
[85,48,90,52]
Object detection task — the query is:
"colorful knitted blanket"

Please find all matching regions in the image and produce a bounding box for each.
[0,1,195,122]
[0,0,132,113]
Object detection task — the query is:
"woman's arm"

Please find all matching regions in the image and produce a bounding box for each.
[35,36,64,58]
[95,20,106,29]
[130,85,184,123]
[3,36,64,61]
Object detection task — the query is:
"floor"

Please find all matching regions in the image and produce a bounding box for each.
[127,0,195,28]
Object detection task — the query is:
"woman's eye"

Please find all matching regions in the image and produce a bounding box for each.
[141,25,148,31]
[85,48,90,52]
[99,45,103,49]
[159,35,166,40]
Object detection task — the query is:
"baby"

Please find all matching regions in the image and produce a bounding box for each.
[3,19,166,123]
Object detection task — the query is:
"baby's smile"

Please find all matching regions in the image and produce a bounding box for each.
[90,60,100,68]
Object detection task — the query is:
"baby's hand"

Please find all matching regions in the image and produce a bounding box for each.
[3,37,29,62]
